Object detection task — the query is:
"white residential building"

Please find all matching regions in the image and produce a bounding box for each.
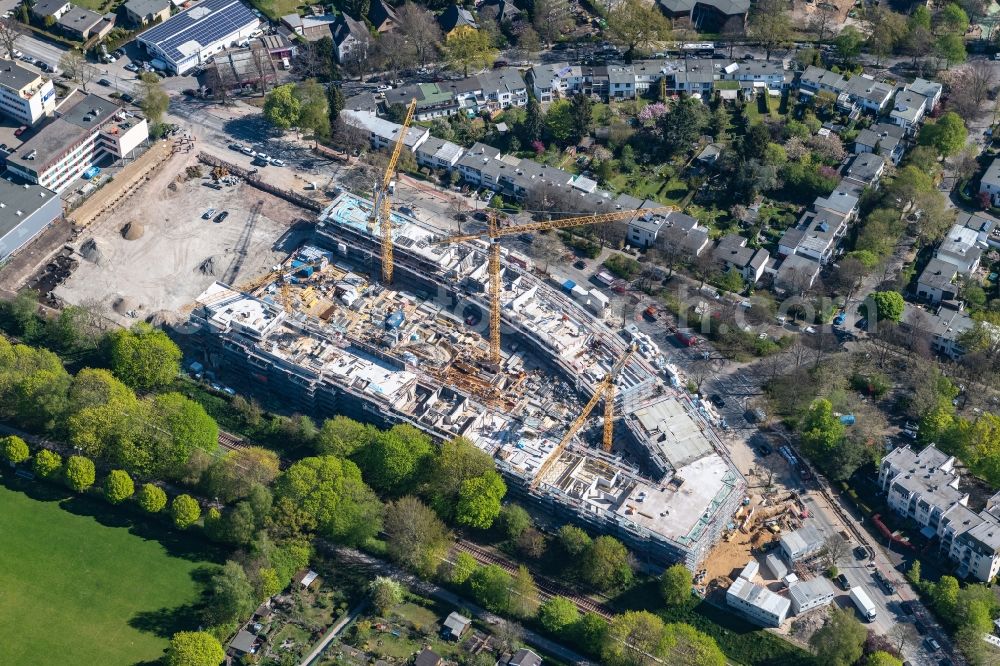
[0,60,56,126]
[889,89,929,133]
[414,136,464,171]
[879,445,967,533]
[342,109,429,153]
[980,159,1000,207]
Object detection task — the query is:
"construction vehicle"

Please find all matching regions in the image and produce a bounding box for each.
[530,345,636,490]
[435,206,674,364]
[372,98,417,285]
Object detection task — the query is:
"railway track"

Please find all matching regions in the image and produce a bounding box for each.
[217,430,248,452]
[453,540,613,619]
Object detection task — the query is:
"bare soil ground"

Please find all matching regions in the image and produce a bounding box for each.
[53,152,311,325]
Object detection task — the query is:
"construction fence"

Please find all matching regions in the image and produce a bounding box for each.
[197,153,325,213]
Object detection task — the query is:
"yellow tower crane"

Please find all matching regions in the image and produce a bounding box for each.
[530,344,636,490]
[372,98,417,284]
[435,206,674,365]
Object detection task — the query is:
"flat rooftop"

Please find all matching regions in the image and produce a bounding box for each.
[0,59,41,91]
[10,93,121,173]
[0,172,58,238]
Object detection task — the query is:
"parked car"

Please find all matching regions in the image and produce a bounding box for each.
[836,573,850,590]
[124,62,139,72]
[573,259,587,270]
[13,125,27,137]
[120,93,135,104]
[97,78,112,87]
[709,394,726,408]
[271,158,285,167]
[214,211,229,223]
[202,208,216,219]
[926,638,941,652]
[853,545,868,560]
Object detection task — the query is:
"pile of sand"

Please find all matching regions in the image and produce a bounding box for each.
[112,295,138,315]
[80,238,102,264]
[121,222,144,240]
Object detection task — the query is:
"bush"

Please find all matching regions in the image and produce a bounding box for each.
[104,469,135,504]
[136,483,168,513]
[604,254,641,280]
[171,494,201,529]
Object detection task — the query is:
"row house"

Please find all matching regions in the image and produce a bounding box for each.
[889,88,929,134]
[712,233,770,284]
[386,69,528,121]
[797,66,893,114]
[854,122,907,165]
[414,136,464,171]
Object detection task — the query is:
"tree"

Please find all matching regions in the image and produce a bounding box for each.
[558,524,592,556]
[501,504,532,540]
[294,78,330,141]
[821,534,849,571]
[137,72,169,123]
[657,97,706,154]
[906,559,922,585]
[369,576,404,614]
[469,564,512,612]
[104,469,134,504]
[809,607,866,666]
[532,0,572,46]
[538,596,579,634]
[809,4,836,41]
[544,99,575,144]
[327,84,345,126]
[569,92,593,142]
[398,2,442,65]
[582,536,633,591]
[59,49,97,91]
[521,96,544,143]
[660,564,692,606]
[152,392,219,478]
[603,611,668,666]
[1,434,29,464]
[204,447,280,503]
[918,111,967,157]
[171,494,201,529]
[108,322,182,392]
[383,495,452,576]
[800,398,846,463]
[315,415,375,457]
[274,455,383,544]
[938,3,970,34]
[509,565,540,618]
[0,16,23,61]
[935,33,967,68]
[867,652,903,666]
[866,8,908,66]
[203,561,256,626]
[606,0,672,61]
[746,0,792,60]
[137,482,168,513]
[444,26,497,77]
[64,455,95,492]
[864,291,905,323]
[455,470,506,529]
[449,551,478,585]
[833,26,863,66]
[32,448,61,478]
[166,631,225,666]
[263,84,301,130]
[665,623,725,666]
[354,424,432,494]
[421,436,495,519]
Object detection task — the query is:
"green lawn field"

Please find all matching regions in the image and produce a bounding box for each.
[0,479,218,666]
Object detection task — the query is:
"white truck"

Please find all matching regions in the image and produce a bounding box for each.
[849,586,877,623]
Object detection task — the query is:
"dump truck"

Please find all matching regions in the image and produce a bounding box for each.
[849,586,877,623]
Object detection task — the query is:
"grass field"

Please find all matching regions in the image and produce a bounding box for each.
[0,478,220,666]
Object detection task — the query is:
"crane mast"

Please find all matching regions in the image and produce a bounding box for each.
[436,206,674,364]
[372,98,417,284]
[529,345,636,490]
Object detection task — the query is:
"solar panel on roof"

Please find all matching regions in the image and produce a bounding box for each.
[140,0,258,62]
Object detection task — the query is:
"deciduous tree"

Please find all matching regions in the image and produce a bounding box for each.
[137,72,169,123]
[469,564,512,612]
[808,607,866,666]
[171,494,201,529]
[64,455,95,492]
[746,0,792,60]
[532,0,572,46]
[398,2,442,65]
[444,26,497,76]
[509,565,540,618]
[383,495,452,576]
[104,469,135,504]
[603,610,668,665]
[263,84,301,130]
[137,482,168,513]
[1,434,29,464]
[455,470,506,529]
[108,322,182,392]
[538,596,579,634]
[660,564,692,606]
[166,631,225,666]
[204,447,280,503]
[918,111,967,156]
[606,0,672,61]
[369,575,404,614]
[203,561,255,626]
[582,535,633,591]
[32,449,62,478]
[353,423,432,494]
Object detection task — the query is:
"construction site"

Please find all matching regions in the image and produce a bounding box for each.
[44,155,310,323]
[187,190,746,569]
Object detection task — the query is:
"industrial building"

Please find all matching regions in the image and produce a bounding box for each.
[137,0,260,74]
[7,92,149,193]
[188,192,745,570]
[0,59,56,126]
[779,524,826,563]
[0,174,61,261]
[788,577,835,614]
[726,562,790,628]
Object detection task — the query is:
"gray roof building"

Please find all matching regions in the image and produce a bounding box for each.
[780,524,825,562]
[442,611,471,639]
[0,172,61,262]
[123,0,170,22]
[506,648,543,666]
[775,254,820,292]
[814,190,859,217]
[31,0,70,18]
[0,59,45,91]
[56,6,105,37]
[788,577,835,615]
[844,152,885,187]
[917,257,959,303]
[9,93,121,175]
[439,4,477,31]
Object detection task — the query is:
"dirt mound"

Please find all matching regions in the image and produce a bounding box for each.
[112,295,138,315]
[80,238,102,264]
[121,222,144,240]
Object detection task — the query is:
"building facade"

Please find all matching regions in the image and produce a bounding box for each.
[0,60,56,126]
